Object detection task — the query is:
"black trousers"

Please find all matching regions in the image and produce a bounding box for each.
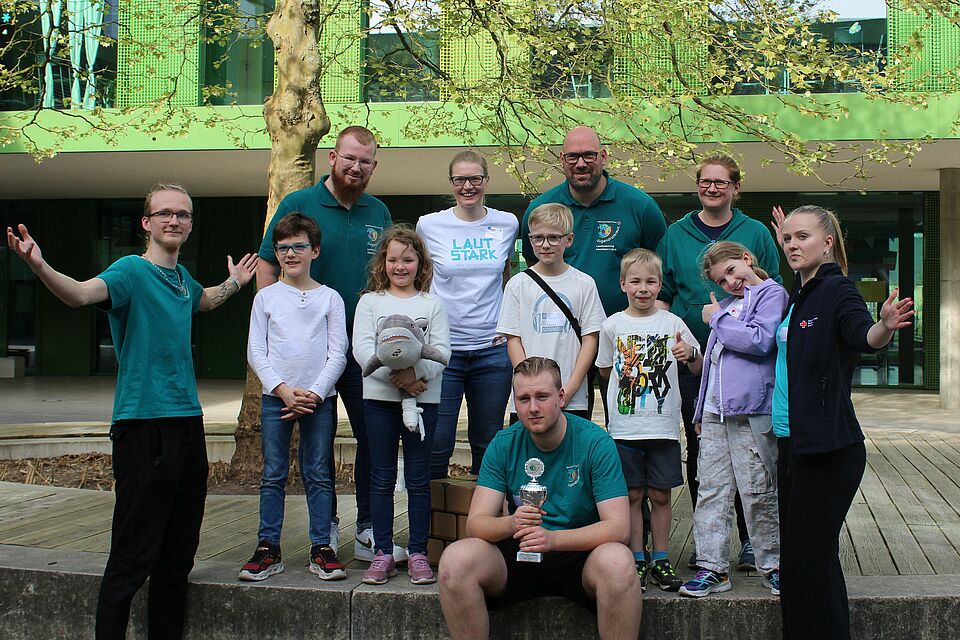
[96,416,208,640]
[778,438,865,640]
[678,368,749,545]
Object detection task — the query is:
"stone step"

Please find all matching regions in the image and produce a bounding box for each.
[3,544,958,640]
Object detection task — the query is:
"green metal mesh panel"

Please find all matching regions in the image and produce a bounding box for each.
[319,0,363,104]
[738,192,795,282]
[116,0,200,107]
[922,191,940,390]
[612,17,707,98]
[888,1,960,91]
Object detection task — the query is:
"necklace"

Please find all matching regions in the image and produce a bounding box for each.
[141,256,188,298]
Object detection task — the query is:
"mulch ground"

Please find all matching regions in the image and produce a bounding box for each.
[0,454,472,494]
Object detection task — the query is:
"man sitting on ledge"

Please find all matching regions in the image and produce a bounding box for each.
[438,356,642,640]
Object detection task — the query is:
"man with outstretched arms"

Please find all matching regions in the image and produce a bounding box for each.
[438,357,642,640]
[6,183,258,640]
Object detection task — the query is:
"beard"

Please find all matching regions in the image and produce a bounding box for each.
[330,167,370,206]
[565,167,603,193]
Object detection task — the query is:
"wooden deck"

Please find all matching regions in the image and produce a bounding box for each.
[2,429,959,577]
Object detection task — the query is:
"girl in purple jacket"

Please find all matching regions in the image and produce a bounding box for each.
[678,241,788,598]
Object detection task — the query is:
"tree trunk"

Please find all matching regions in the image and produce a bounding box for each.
[229,0,330,481]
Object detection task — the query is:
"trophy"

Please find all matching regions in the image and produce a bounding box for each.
[516,457,548,563]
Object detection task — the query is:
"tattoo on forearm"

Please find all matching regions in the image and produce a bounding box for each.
[208,278,240,309]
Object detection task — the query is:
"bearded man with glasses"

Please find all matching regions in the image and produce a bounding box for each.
[521,126,667,423]
[257,125,400,563]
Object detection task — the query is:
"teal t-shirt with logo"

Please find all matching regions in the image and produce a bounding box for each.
[97,255,204,422]
[477,413,628,531]
[772,304,793,437]
[258,177,393,330]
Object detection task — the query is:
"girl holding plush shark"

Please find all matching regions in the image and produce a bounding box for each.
[354,224,451,586]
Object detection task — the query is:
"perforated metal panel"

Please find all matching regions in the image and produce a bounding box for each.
[116,0,200,107]
[612,17,707,98]
[319,0,363,104]
[439,0,525,98]
[922,191,940,390]
[888,1,960,91]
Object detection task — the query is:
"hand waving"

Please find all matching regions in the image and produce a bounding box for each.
[6,224,45,272]
[880,287,914,331]
[227,253,259,288]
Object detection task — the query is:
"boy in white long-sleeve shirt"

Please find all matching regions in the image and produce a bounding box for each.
[242,213,349,582]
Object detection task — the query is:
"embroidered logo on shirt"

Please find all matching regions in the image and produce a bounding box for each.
[595,220,621,251]
[366,226,383,254]
[799,317,819,329]
[566,464,582,487]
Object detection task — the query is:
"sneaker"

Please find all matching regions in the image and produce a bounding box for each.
[635,559,649,592]
[738,540,756,571]
[648,558,683,592]
[238,541,284,581]
[679,569,732,597]
[310,544,346,581]
[362,550,397,585]
[407,552,436,585]
[354,527,409,563]
[329,523,341,554]
[763,569,781,596]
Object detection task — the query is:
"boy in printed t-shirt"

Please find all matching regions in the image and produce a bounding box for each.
[596,248,703,592]
[497,203,606,422]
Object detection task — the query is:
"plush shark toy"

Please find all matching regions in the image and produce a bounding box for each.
[361,314,449,440]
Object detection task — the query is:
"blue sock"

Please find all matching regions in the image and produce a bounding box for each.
[633,551,645,563]
[652,550,668,562]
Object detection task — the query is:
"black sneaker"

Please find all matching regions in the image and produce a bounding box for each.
[687,549,698,569]
[310,544,347,581]
[635,559,649,592]
[238,541,284,581]
[649,558,683,592]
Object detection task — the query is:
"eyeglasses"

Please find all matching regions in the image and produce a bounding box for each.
[697,179,734,190]
[450,175,487,187]
[561,151,599,165]
[148,210,193,222]
[335,152,375,171]
[274,243,312,255]
[529,233,570,246]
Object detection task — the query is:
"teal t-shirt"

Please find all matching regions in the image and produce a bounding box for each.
[772,304,793,437]
[97,255,204,422]
[258,177,393,329]
[477,413,628,531]
[521,173,667,317]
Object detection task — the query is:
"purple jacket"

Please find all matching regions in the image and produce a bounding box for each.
[693,278,789,422]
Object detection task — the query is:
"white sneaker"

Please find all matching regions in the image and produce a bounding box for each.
[329,522,340,554]
[355,527,408,563]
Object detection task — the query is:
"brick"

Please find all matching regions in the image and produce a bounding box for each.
[457,515,468,540]
[431,511,457,541]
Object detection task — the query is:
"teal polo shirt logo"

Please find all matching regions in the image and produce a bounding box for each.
[366,225,384,254]
[596,220,621,250]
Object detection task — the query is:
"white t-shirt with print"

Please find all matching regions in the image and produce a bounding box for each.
[417,208,519,351]
[496,266,606,410]
[596,309,698,440]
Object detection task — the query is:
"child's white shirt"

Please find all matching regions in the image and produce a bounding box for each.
[496,266,606,409]
[352,291,451,403]
[247,281,348,400]
[596,309,698,440]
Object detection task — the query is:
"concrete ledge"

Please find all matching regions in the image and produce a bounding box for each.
[2,544,958,639]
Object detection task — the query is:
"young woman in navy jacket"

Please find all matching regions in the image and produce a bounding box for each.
[771,205,913,640]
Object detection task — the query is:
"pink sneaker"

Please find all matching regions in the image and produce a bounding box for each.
[362,550,396,585]
[407,552,436,585]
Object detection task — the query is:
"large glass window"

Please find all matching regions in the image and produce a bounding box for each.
[202,0,275,105]
[364,31,440,102]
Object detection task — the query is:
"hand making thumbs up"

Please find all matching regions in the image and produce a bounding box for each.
[702,291,722,324]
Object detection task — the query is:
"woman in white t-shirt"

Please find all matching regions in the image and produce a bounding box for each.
[416,150,519,479]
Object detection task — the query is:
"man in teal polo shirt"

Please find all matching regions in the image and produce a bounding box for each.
[256,125,395,562]
[521,126,667,421]
[438,357,642,640]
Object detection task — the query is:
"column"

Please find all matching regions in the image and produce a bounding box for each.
[941,167,960,409]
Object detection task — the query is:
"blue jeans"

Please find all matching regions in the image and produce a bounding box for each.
[258,394,335,546]
[430,343,512,479]
[365,400,437,555]
[332,352,372,531]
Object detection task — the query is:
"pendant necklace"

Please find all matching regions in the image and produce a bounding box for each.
[141,256,188,298]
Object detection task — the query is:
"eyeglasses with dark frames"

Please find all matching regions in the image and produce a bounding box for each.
[274,243,312,255]
[561,151,599,165]
[697,179,734,190]
[148,210,193,222]
[528,233,570,246]
[450,175,487,187]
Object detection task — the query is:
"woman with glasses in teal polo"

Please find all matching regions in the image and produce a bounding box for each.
[416,150,519,480]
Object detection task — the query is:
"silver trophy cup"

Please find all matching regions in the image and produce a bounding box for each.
[516,457,547,563]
